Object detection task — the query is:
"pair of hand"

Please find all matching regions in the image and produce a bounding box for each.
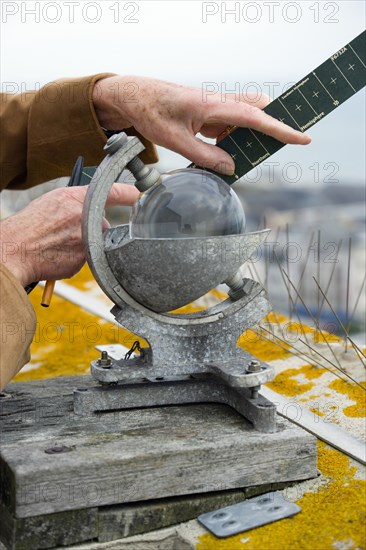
[1,76,310,287]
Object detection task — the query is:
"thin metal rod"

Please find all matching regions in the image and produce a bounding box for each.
[286,223,291,320]
[269,225,282,328]
[313,277,366,361]
[257,326,342,374]
[281,269,344,372]
[344,237,352,353]
[263,215,269,291]
[317,229,321,326]
[317,239,343,317]
[273,252,315,353]
[298,338,365,390]
[290,231,315,315]
[248,261,282,330]
[257,326,365,390]
[347,272,366,335]
[346,237,352,330]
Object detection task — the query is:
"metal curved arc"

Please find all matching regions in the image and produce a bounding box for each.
[82,136,149,312]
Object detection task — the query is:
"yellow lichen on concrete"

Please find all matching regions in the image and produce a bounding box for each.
[328,379,366,417]
[66,264,96,290]
[265,364,327,397]
[286,321,314,334]
[313,329,341,344]
[266,312,288,324]
[238,311,295,362]
[238,329,291,362]
[309,407,325,417]
[300,365,325,380]
[196,443,366,550]
[14,285,145,382]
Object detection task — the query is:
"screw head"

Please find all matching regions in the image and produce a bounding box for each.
[44,445,73,454]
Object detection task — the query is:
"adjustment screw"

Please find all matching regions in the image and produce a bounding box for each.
[247,359,261,373]
[98,350,112,368]
[104,132,127,155]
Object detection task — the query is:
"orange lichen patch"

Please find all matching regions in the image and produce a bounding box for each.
[14,287,146,382]
[328,379,366,418]
[299,364,324,380]
[266,365,319,397]
[172,288,227,314]
[196,443,366,550]
[67,264,97,290]
[310,407,325,417]
[171,302,206,314]
[210,288,228,301]
[267,365,325,398]
[264,312,288,324]
[238,329,291,362]
[286,321,314,334]
[313,329,341,344]
[15,279,228,382]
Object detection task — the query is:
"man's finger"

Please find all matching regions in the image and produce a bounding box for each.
[177,135,235,175]
[106,183,140,206]
[224,92,271,110]
[208,103,311,145]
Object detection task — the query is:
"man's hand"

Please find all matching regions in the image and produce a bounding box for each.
[93,75,311,175]
[0,183,139,287]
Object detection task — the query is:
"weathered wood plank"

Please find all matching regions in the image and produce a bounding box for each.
[0,482,296,549]
[1,408,316,518]
[0,501,98,550]
[97,481,294,543]
[0,376,317,520]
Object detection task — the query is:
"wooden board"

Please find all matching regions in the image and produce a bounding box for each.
[0,376,317,546]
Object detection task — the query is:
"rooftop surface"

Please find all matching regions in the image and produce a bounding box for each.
[9,266,366,550]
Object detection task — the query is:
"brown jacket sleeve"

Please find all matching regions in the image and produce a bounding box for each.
[0,264,36,390]
[0,74,159,388]
[0,73,158,190]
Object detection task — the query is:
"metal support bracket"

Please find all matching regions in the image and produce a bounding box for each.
[74,370,276,432]
[77,132,277,434]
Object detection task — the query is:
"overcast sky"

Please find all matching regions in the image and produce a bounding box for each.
[1,0,365,185]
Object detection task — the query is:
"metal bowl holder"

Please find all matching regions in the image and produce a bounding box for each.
[74,134,277,433]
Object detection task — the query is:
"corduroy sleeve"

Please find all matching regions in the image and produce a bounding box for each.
[0,74,158,191]
[0,263,37,390]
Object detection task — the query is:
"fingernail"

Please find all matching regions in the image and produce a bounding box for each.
[214,162,235,175]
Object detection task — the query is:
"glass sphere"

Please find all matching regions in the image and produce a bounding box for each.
[130,169,245,239]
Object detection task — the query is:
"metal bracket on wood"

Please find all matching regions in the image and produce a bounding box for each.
[74,369,276,433]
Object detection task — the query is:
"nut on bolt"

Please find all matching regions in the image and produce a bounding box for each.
[246,359,261,373]
[228,279,253,301]
[98,351,111,368]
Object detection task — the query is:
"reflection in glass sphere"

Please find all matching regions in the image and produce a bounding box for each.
[130,169,245,239]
